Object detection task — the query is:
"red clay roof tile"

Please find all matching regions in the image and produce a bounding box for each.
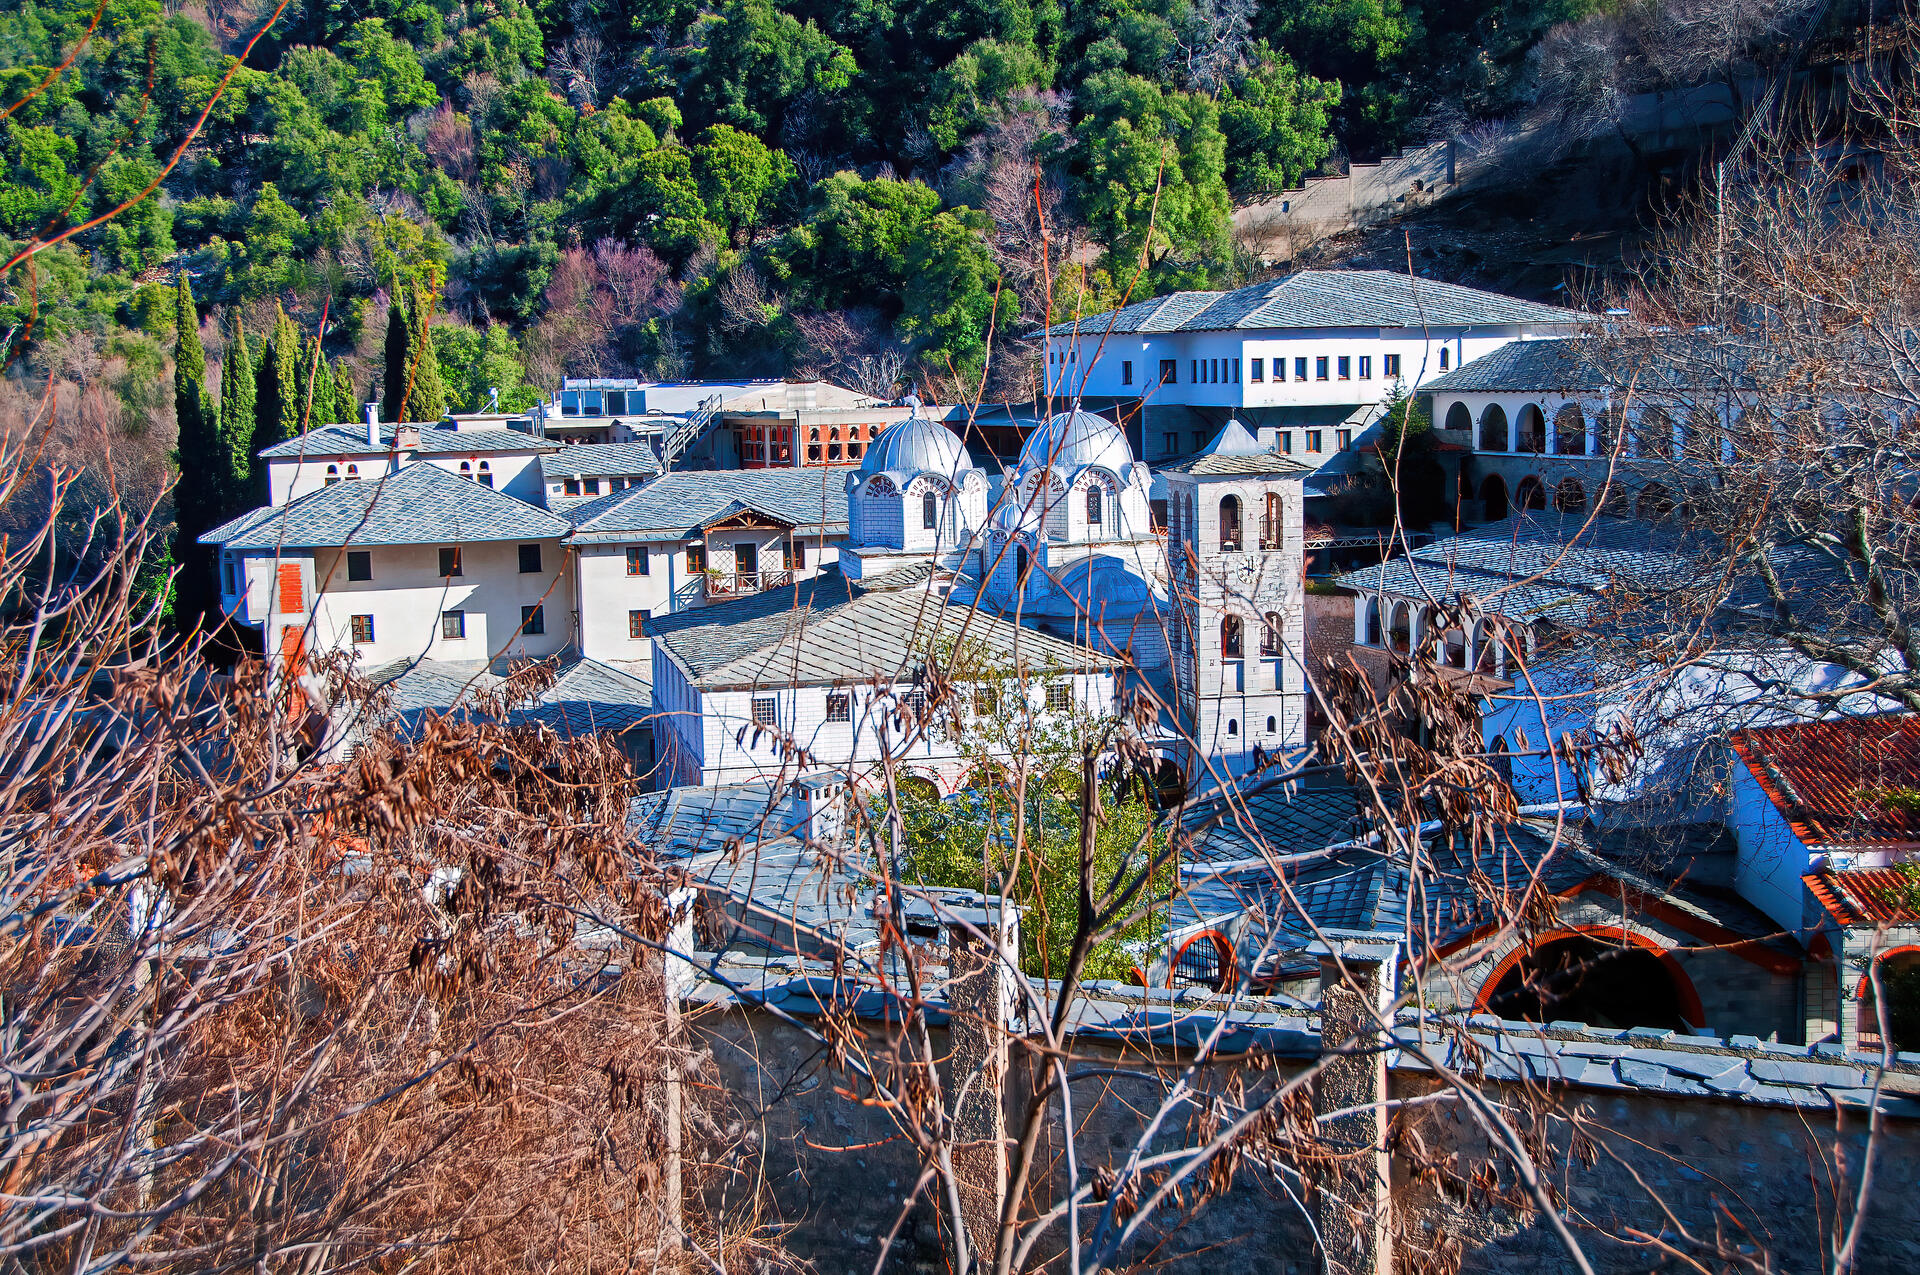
[1803,869,1920,926]
[1730,715,1920,850]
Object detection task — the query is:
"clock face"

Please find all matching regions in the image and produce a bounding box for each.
[1236,554,1258,583]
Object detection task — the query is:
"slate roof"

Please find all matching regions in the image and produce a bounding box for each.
[1805,868,1920,926]
[1418,337,1612,395]
[648,565,1117,690]
[364,652,651,737]
[685,967,1920,1114]
[1181,782,1368,870]
[567,469,849,543]
[629,780,814,858]
[1731,714,1920,849]
[1420,333,1752,397]
[1038,271,1579,338]
[539,441,662,479]
[1333,512,1710,626]
[258,423,555,459]
[201,463,571,549]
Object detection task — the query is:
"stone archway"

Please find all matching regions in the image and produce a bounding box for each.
[1478,474,1508,521]
[1478,931,1703,1030]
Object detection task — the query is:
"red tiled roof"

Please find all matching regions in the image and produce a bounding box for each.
[1729,714,1920,849]
[1803,868,1920,926]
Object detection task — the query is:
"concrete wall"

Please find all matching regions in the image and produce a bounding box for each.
[1730,758,1814,934]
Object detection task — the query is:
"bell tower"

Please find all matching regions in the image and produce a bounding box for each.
[1161,421,1309,786]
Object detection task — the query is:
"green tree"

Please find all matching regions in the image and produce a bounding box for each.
[898,207,1000,378]
[381,290,411,423]
[171,275,219,625]
[1071,71,1230,277]
[252,302,302,467]
[682,0,857,137]
[217,312,256,512]
[691,125,791,242]
[1218,50,1340,195]
[331,359,361,427]
[405,278,449,420]
[435,322,535,412]
[295,334,332,427]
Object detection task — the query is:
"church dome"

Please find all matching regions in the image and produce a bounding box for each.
[1017,409,1133,475]
[860,413,967,480]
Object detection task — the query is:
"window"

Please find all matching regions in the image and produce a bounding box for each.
[439,547,462,578]
[1439,348,1450,370]
[1121,360,1133,386]
[520,604,545,636]
[460,461,472,479]
[1163,432,1178,455]
[582,477,601,496]
[1306,430,1324,453]
[324,464,340,485]
[785,539,807,570]
[1294,357,1308,380]
[1316,356,1329,381]
[1384,353,1400,377]
[1279,432,1293,454]
[1192,430,1205,451]
[1160,359,1177,384]
[1338,356,1351,380]
[518,543,542,574]
[628,609,647,638]
[1045,684,1071,712]
[922,490,938,530]
[904,689,927,717]
[563,478,581,497]
[1358,355,1372,379]
[1227,718,1239,737]
[1086,486,1102,525]
[1219,494,1241,550]
[686,543,707,573]
[1337,429,1353,450]
[441,610,465,639]
[345,464,360,481]
[1261,611,1283,655]
[1221,615,1243,658]
[972,686,999,716]
[825,692,851,722]
[347,550,372,582]
[350,614,375,644]
[626,546,649,576]
[751,697,778,726]
[1250,358,1264,382]
[1191,359,1199,383]
[477,461,493,488]
[1233,359,1240,382]
[1266,715,1277,733]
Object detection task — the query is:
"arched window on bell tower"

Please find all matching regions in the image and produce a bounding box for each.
[1221,614,1243,659]
[1086,485,1102,527]
[1219,495,1241,551]
[922,490,938,530]
[1262,491,1279,548]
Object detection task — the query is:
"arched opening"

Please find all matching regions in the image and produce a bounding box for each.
[1477,404,1509,452]
[1363,598,1382,646]
[345,464,360,481]
[896,774,941,806]
[1219,495,1241,551]
[1488,734,1513,784]
[1474,624,1499,674]
[1261,611,1283,655]
[1263,491,1279,547]
[1553,403,1586,456]
[1086,485,1102,527]
[1221,614,1243,659]
[477,460,493,488]
[1445,401,1472,432]
[459,460,473,478]
[1226,718,1239,737]
[1858,948,1920,1052]
[1597,403,1624,456]
[1014,544,1031,586]
[1152,757,1187,807]
[1514,404,1545,454]
[1515,475,1547,511]
[324,464,340,486]
[1480,934,1698,1031]
[1443,628,1467,667]
[922,490,938,530]
[1633,408,1672,461]
[1553,476,1586,513]
[1478,474,1508,520]
[1265,715,1277,733]
[1636,483,1675,520]
[1170,931,1235,992]
[1388,601,1411,654]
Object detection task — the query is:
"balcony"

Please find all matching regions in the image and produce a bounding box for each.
[704,568,795,599]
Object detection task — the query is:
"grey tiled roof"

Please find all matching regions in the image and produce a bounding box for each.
[539,441,661,480]
[200,463,572,549]
[1039,271,1580,337]
[631,780,814,858]
[258,423,555,458]
[366,652,650,738]
[1333,512,1703,623]
[1418,337,1611,395]
[1158,448,1315,477]
[649,565,1117,689]
[567,469,849,543]
[1421,334,1753,397]
[1181,782,1368,869]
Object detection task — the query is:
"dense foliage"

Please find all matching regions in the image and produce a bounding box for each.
[3,0,1617,410]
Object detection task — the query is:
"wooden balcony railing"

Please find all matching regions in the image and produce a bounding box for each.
[705,568,795,599]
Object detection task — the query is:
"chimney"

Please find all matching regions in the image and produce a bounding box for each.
[944,892,1018,1273]
[364,402,379,447]
[1308,930,1400,1275]
[395,424,421,450]
[792,770,846,842]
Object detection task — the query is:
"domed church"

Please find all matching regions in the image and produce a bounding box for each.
[975,409,1170,669]
[841,405,991,581]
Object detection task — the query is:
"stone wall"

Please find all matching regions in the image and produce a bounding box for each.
[690,980,1920,1275]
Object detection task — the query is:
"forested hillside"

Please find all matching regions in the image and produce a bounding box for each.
[2,0,1648,410]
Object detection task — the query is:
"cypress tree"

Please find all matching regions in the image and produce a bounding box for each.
[252,302,301,462]
[381,290,411,423]
[332,359,359,428]
[297,334,331,426]
[404,278,448,421]
[171,275,218,626]
[217,311,255,514]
